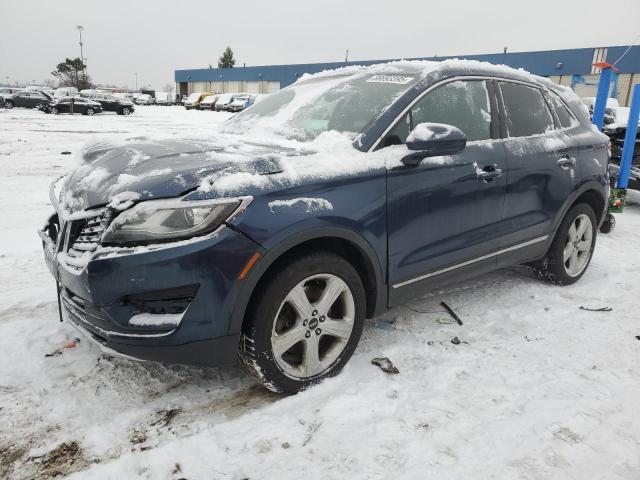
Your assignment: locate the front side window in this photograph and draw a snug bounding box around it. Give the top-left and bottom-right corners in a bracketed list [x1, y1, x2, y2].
[381, 80, 493, 147]
[499, 82, 554, 137]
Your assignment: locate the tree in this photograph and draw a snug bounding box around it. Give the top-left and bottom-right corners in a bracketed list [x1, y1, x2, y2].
[217, 47, 236, 68]
[51, 57, 93, 90]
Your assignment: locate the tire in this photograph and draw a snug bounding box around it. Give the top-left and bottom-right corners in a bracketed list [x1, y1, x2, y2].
[5, 100, 13, 109]
[599, 213, 615, 234]
[239, 251, 366, 394]
[532, 203, 597, 285]
[86, 108, 94, 116]
[121, 107, 131, 115]
[52, 107, 59, 115]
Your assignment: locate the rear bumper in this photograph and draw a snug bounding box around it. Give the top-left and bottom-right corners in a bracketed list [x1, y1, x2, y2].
[40, 215, 263, 366]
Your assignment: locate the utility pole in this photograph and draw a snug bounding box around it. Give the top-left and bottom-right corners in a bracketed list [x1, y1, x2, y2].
[135, 73, 138, 91]
[76, 26, 86, 82]
[345, 49, 349, 63]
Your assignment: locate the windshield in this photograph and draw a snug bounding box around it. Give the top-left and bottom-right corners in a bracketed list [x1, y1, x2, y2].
[223, 73, 419, 141]
[187, 93, 202, 102]
[203, 96, 216, 102]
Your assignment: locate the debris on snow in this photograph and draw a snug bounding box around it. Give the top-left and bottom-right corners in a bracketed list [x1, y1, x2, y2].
[371, 357, 400, 374]
[61, 151, 72, 155]
[579, 306, 613, 312]
[150, 408, 181, 428]
[45, 338, 80, 357]
[450, 336, 469, 345]
[440, 301, 463, 325]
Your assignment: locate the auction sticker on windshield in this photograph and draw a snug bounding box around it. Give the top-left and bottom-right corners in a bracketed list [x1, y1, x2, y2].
[366, 75, 414, 84]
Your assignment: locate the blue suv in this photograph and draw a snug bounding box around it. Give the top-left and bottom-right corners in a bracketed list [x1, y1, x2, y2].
[40, 60, 609, 393]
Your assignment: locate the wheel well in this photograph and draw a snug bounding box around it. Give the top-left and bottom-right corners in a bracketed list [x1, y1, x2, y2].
[573, 189, 606, 224]
[244, 237, 379, 326]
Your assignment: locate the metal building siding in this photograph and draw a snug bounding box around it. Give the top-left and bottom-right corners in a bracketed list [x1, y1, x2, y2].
[175, 46, 640, 88]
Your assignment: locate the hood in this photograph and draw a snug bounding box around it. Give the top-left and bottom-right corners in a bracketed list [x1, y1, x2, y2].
[58, 137, 311, 214]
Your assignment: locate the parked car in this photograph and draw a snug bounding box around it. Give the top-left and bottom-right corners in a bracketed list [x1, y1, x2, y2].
[0, 96, 4, 108]
[227, 94, 255, 112]
[184, 92, 212, 110]
[5, 90, 53, 109]
[40, 60, 608, 394]
[198, 95, 219, 110]
[54, 87, 79, 98]
[50, 97, 102, 115]
[214, 93, 236, 111]
[180, 95, 188, 106]
[134, 94, 154, 105]
[0, 87, 23, 101]
[89, 93, 135, 115]
[155, 92, 173, 106]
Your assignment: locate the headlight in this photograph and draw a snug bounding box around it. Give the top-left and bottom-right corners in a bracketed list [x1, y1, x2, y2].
[102, 196, 251, 245]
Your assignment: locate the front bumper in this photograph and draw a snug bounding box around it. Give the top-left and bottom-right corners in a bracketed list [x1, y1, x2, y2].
[40, 211, 263, 366]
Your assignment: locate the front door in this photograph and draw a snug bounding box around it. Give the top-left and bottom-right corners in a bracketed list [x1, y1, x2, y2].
[380, 79, 508, 303]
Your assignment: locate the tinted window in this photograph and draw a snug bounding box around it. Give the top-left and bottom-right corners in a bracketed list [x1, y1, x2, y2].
[548, 91, 575, 129]
[381, 80, 493, 147]
[499, 82, 554, 137]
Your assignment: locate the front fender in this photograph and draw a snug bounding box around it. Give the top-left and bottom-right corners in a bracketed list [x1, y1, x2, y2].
[227, 225, 387, 336]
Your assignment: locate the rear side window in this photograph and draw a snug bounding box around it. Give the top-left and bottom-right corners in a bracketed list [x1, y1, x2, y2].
[499, 82, 554, 137]
[548, 91, 576, 129]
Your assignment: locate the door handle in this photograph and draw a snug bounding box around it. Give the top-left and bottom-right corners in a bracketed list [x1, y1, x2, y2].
[557, 156, 576, 169]
[476, 165, 503, 182]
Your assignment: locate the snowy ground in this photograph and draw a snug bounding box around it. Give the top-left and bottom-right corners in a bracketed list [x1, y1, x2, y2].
[1, 106, 639, 480]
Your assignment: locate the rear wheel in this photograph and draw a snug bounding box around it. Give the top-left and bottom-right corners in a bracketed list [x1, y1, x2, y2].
[5, 100, 13, 109]
[532, 203, 597, 285]
[52, 107, 59, 115]
[121, 107, 131, 115]
[239, 251, 366, 394]
[86, 108, 94, 116]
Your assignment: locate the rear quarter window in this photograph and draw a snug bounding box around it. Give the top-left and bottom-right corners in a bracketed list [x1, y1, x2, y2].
[499, 82, 554, 137]
[548, 91, 577, 129]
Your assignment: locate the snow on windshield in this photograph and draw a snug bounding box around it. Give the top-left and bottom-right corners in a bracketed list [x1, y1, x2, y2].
[222, 61, 437, 141]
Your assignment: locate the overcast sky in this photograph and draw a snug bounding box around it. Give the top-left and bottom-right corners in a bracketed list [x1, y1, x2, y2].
[1, 0, 639, 89]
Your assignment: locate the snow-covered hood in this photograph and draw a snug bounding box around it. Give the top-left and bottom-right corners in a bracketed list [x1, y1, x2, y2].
[57, 137, 310, 214]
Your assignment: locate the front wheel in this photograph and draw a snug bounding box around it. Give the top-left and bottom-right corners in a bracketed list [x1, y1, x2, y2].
[532, 203, 597, 285]
[239, 251, 366, 394]
[5, 100, 13, 109]
[121, 107, 131, 115]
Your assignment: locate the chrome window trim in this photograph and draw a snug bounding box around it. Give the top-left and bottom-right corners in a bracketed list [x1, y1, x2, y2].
[392, 235, 549, 289]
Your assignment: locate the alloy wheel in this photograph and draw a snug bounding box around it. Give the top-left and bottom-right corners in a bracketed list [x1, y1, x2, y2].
[271, 273, 355, 379]
[563, 213, 593, 277]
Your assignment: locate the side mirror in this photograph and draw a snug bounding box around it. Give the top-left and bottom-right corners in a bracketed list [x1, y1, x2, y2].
[402, 123, 467, 167]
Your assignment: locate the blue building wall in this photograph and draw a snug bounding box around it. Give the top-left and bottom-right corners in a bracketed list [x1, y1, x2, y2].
[175, 46, 640, 88]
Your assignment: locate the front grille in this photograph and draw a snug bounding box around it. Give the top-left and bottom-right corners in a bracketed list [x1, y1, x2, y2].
[65, 210, 110, 266]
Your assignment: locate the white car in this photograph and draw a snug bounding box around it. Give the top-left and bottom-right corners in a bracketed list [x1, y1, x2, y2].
[214, 93, 235, 111]
[135, 94, 154, 105]
[155, 92, 173, 106]
[54, 87, 79, 98]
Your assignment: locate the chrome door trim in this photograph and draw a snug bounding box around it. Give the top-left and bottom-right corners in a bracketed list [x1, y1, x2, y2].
[392, 235, 549, 289]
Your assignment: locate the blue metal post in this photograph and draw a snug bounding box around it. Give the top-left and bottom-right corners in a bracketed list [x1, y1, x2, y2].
[616, 83, 640, 189]
[592, 67, 613, 130]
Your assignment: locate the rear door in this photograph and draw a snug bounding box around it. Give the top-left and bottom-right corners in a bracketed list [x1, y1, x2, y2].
[382, 79, 508, 302]
[495, 80, 579, 254]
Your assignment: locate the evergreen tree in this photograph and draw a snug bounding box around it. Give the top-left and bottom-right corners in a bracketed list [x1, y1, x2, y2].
[218, 47, 236, 68]
[51, 58, 93, 90]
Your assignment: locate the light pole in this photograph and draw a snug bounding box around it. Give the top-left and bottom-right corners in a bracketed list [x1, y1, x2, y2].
[76, 26, 86, 82]
[135, 72, 138, 91]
